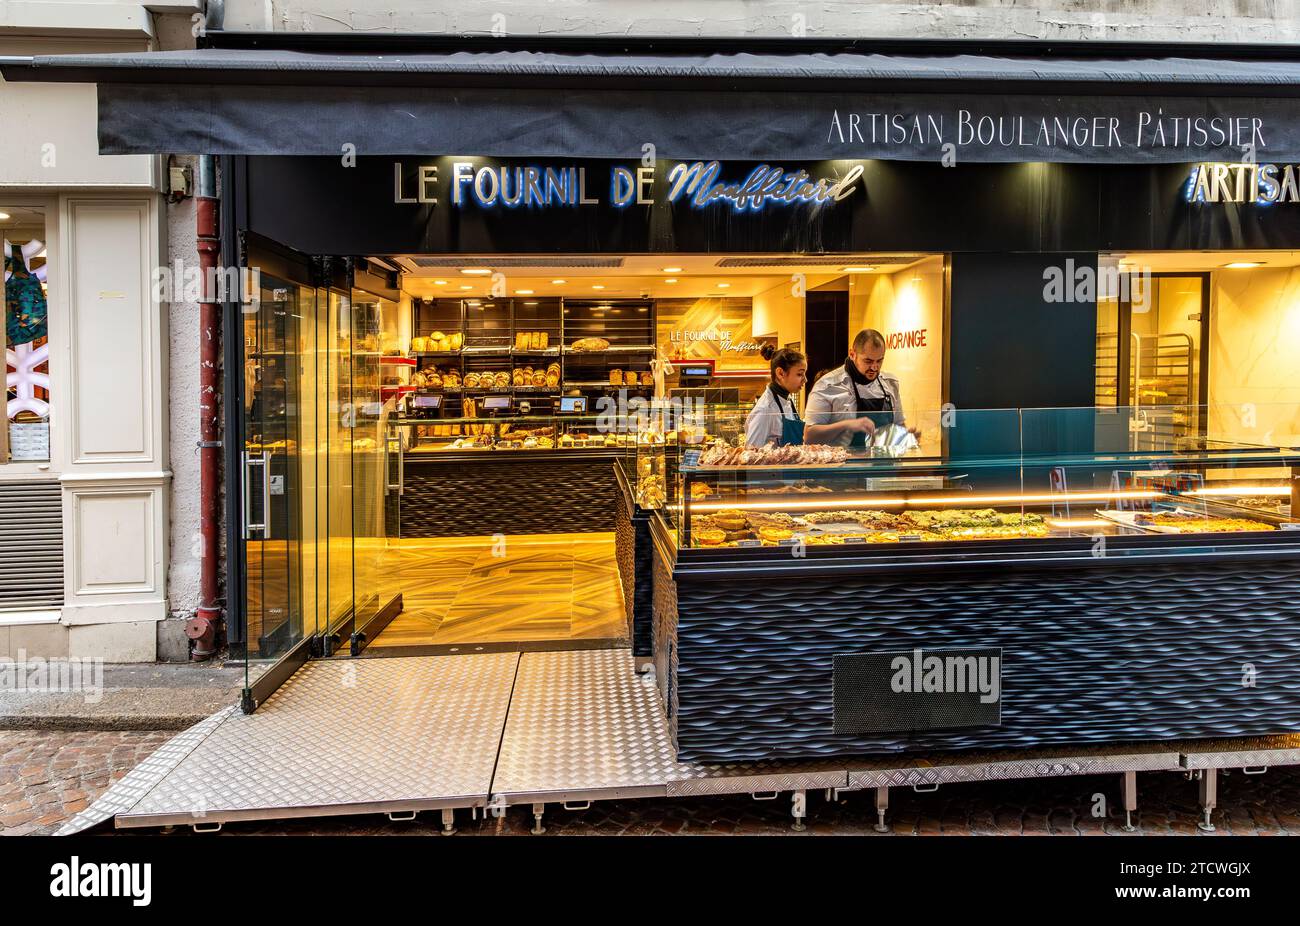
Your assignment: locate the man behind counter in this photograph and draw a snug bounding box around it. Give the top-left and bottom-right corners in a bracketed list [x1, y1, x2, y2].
[804, 328, 907, 448]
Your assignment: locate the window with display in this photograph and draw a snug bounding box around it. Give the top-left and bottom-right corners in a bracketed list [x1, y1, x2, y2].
[3, 206, 50, 463]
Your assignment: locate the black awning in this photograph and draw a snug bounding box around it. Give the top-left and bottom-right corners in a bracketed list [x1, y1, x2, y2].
[4, 44, 1300, 162]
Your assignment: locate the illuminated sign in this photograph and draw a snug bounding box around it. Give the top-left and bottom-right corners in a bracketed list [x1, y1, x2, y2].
[393, 159, 862, 211]
[665, 161, 863, 211]
[449, 162, 602, 208]
[1187, 162, 1300, 204]
[885, 328, 928, 350]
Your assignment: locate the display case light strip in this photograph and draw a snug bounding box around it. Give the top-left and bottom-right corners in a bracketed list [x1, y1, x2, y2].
[1046, 518, 1111, 528]
[1185, 486, 1290, 496]
[690, 490, 1162, 512]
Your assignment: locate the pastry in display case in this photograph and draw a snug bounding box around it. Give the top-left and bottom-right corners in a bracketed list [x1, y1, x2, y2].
[674, 408, 1300, 551]
[400, 415, 632, 453]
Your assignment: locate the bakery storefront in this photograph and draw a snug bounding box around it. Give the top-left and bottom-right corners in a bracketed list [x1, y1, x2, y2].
[12, 40, 1300, 769]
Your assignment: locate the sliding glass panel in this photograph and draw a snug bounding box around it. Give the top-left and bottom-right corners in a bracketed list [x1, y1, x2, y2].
[241, 275, 308, 670]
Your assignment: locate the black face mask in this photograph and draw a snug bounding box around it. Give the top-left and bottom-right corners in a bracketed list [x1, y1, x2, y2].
[769, 380, 791, 401]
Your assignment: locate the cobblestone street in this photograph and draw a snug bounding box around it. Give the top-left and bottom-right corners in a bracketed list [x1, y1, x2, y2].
[5, 729, 1300, 837]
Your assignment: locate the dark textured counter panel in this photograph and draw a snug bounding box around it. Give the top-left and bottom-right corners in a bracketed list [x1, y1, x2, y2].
[401, 450, 620, 537]
[613, 463, 657, 659]
[654, 526, 1300, 764]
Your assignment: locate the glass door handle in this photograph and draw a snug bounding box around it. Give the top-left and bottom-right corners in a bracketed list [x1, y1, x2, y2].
[242, 450, 270, 538]
[385, 435, 402, 494]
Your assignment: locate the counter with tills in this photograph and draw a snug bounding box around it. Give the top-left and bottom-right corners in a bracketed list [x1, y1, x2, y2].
[621, 426, 1300, 765]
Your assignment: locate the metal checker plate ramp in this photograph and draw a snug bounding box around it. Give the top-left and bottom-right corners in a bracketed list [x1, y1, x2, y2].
[848, 742, 1183, 790]
[1179, 734, 1300, 770]
[54, 706, 237, 835]
[492, 649, 847, 803]
[114, 653, 519, 828]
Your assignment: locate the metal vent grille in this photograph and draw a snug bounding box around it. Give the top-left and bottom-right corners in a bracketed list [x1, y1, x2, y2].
[0, 480, 64, 611]
[402, 257, 625, 269]
[714, 255, 927, 268]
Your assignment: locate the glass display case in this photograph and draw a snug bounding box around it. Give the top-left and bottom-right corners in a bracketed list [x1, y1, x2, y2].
[670, 404, 1300, 554]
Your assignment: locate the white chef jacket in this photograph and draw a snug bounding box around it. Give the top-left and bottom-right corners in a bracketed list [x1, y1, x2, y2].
[804, 367, 905, 447]
[745, 385, 801, 447]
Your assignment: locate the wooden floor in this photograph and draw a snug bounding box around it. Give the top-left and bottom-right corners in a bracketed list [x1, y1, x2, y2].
[372, 532, 628, 648]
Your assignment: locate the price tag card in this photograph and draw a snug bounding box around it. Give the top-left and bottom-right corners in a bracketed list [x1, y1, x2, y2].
[736, 539, 762, 548]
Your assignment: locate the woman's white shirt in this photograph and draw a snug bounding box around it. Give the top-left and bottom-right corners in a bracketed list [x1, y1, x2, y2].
[745, 387, 799, 447]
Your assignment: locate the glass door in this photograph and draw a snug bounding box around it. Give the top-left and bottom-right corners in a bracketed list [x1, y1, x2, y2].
[320, 276, 358, 655]
[239, 237, 319, 708]
[347, 277, 404, 653]
[236, 245, 407, 707]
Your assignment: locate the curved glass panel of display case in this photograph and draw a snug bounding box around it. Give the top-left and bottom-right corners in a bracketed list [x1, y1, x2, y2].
[668, 404, 1300, 560]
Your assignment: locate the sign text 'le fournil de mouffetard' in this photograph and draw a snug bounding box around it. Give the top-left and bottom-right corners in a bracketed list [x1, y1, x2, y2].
[392, 160, 864, 211]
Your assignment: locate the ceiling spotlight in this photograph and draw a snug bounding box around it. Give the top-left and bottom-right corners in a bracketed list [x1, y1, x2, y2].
[523, 301, 539, 306]
[433, 279, 448, 286]
[592, 284, 605, 290]
[460, 285, 473, 290]
[551, 279, 567, 284]
[717, 282, 731, 288]
[0, 212, 10, 221]
[461, 268, 492, 275]
[516, 289, 534, 294]
[841, 266, 875, 273]
[662, 266, 683, 273]
[1223, 261, 1263, 269]
[664, 278, 678, 284]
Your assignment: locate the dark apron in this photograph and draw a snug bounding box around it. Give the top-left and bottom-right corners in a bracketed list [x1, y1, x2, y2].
[850, 381, 894, 449]
[774, 391, 805, 446]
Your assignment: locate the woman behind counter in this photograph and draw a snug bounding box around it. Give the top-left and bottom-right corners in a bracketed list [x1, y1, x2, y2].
[745, 345, 808, 447]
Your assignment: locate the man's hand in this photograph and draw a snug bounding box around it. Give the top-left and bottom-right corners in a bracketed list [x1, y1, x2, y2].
[848, 417, 876, 435]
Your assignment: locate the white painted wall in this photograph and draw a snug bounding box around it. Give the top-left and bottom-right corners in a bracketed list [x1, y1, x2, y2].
[0, 7, 199, 662]
[155, 13, 203, 641]
[222, 0, 1300, 42]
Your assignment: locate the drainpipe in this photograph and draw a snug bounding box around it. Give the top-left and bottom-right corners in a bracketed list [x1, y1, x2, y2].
[187, 154, 222, 661]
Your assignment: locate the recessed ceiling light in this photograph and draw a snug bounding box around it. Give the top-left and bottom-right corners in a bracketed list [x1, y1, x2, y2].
[461, 268, 492, 275]
[592, 284, 605, 290]
[460, 285, 473, 290]
[664, 278, 678, 284]
[516, 289, 534, 294]
[1223, 261, 1263, 269]
[662, 266, 683, 273]
[841, 266, 875, 273]
[551, 279, 567, 284]
[717, 282, 731, 288]
[523, 301, 539, 306]
[0, 212, 10, 221]
[433, 279, 448, 285]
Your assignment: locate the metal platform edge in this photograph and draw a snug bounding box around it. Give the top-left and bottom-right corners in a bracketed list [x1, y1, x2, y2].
[667, 769, 849, 798]
[845, 751, 1183, 790]
[1180, 746, 1300, 771]
[114, 793, 490, 830]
